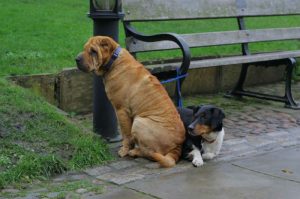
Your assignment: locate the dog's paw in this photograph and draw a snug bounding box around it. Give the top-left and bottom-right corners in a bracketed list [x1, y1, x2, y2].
[128, 148, 142, 157]
[202, 153, 215, 160]
[118, 147, 129, 157]
[192, 158, 204, 167]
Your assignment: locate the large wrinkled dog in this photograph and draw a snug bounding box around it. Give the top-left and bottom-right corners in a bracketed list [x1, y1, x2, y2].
[76, 36, 185, 167]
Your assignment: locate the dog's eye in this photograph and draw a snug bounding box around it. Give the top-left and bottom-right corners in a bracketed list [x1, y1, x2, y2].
[90, 48, 97, 56]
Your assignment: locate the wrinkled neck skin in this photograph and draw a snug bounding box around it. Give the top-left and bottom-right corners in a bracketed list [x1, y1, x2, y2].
[102, 49, 135, 83]
[100, 48, 139, 107]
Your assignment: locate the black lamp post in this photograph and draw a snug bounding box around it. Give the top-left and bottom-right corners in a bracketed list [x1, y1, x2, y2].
[88, 0, 124, 142]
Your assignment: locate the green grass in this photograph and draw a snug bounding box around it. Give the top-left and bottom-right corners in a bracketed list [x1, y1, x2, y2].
[1, 0, 300, 76]
[0, 0, 92, 76]
[0, 78, 113, 189]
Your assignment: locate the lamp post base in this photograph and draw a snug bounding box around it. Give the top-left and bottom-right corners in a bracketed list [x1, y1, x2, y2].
[93, 74, 121, 142]
[89, 4, 124, 143]
[106, 134, 122, 143]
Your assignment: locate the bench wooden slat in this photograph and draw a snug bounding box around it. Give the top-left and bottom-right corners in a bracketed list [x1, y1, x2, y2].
[145, 50, 300, 72]
[126, 28, 300, 53]
[123, 0, 300, 21]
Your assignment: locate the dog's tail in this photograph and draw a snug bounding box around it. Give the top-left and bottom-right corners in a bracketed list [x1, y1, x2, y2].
[150, 146, 181, 168]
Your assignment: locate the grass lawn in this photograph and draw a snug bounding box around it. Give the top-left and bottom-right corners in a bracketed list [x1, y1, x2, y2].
[1, 0, 300, 76]
[0, 78, 113, 189]
[0, 0, 92, 76]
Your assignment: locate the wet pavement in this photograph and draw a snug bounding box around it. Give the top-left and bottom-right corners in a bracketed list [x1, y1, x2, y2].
[127, 147, 300, 199]
[1, 81, 300, 199]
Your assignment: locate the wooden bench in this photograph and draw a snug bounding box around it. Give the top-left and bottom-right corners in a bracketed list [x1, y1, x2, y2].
[122, 0, 300, 109]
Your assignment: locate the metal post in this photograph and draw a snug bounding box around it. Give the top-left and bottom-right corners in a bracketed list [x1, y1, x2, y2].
[88, 0, 123, 142]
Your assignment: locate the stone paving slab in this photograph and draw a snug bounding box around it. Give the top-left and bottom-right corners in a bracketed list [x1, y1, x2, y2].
[126, 153, 300, 199]
[287, 127, 300, 140]
[93, 188, 155, 199]
[96, 170, 146, 185]
[232, 146, 300, 183]
[85, 166, 112, 176]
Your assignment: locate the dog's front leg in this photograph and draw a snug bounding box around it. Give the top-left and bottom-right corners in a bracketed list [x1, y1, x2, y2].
[202, 129, 224, 160]
[189, 146, 204, 167]
[202, 153, 216, 160]
[116, 109, 134, 157]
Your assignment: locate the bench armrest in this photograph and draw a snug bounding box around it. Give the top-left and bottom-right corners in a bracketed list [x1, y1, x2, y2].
[124, 22, 191, 78]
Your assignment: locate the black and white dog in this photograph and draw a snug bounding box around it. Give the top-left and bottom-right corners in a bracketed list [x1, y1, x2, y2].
[177, 105, 225, 167]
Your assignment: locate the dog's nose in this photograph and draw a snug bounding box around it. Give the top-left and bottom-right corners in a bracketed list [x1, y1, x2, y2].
[75, 53, 89, 73]
[75, 53, 82, 64]
[188, 124, 194, 132]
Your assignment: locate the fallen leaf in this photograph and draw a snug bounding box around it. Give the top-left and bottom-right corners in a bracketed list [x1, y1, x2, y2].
[281, 169, 293, 174]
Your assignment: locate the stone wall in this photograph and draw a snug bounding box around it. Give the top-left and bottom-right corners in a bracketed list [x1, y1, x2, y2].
[9, 63, 286, 114]
[56, 69, 94, 113]
[9, 73, 58, 106]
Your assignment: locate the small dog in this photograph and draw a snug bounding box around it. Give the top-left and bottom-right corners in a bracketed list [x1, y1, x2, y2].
[177, 105, 225, 167]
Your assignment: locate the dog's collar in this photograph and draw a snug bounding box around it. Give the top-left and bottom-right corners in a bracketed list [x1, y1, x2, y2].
[103, 46, 122, 71]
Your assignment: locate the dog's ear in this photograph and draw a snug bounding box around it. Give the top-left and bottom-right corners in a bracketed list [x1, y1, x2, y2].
[96, 37, 119, 68]
[99, 38, 114, 53]
[187, 105, 201, 115]
[193, 106, 201, 115]
[217, 108, 225, 120]
[211, 108, 225, 130]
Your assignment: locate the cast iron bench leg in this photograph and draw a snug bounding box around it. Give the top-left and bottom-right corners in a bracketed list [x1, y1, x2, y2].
[226, 63, 249, 98]
[284, 58, 300, 109]
[225, 58, 299, 109]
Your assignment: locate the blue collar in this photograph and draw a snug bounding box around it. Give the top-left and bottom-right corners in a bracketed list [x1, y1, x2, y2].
[103, 46, 122, 71]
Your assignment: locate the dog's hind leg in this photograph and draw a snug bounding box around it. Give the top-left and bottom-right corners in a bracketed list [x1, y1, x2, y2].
[128, 147, 143, 157]
[147, 146, 181, 168]
[148, 152, 176, 168]
[131, 133, 178, 167]
[131, 116, 182, 167]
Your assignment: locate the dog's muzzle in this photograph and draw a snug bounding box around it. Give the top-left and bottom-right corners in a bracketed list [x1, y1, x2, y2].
[75, 53, 89, 73]
[188, 125, 197, 136]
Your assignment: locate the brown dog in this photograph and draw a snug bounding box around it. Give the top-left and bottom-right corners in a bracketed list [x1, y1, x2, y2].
[76, 36, 185, 167]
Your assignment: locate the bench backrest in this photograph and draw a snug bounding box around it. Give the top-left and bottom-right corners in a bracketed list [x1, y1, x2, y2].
[123, 0, 300, 21]
[122, 0, 300, 53]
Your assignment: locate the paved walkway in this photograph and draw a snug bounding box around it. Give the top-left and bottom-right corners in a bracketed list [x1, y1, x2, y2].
[1, 81, 300, 199]
[125, 146, 300, 199]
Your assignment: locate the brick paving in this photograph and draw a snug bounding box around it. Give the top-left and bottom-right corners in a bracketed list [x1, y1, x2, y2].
[1, 81, 300, 199]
